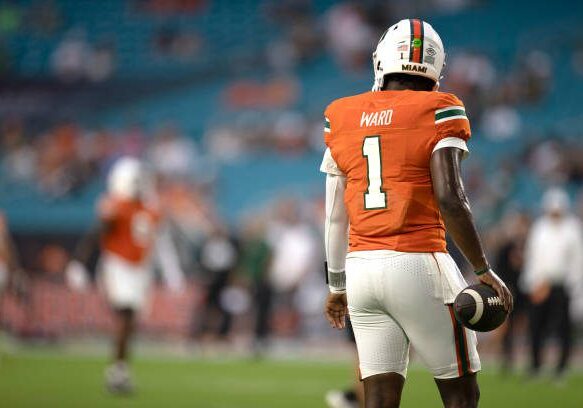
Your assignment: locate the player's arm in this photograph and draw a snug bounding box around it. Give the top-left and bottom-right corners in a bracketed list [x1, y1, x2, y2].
[98, 196, 118, 232]
[0, 217, 23, 272]
[63, 225, 101, 291]
[320, 107, 349, 329]
[430, 147, 513, 312]
[323, 168, 349, 329]
[325, 173, 349, 291]
[71, 227, 102, 265]
[65, 197, 115, 283]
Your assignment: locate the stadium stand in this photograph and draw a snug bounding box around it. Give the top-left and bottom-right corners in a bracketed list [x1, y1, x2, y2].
[1, 0, 582, 233]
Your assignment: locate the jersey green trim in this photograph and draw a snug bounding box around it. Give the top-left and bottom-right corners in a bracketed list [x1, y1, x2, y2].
[435, 109, 466, 121]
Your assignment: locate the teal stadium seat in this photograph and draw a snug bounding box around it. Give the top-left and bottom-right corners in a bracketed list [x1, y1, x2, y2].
[1, 0, 582, 231]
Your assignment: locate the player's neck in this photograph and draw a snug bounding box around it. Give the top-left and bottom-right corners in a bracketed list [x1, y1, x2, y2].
[382, 81, 432, 92]
[383, 83, 407, 91]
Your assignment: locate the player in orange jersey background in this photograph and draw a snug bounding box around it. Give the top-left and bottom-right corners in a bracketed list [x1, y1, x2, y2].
[99, 157, 159, 394]
[322, 19, 512, 408]
[65, 156, 184, 395]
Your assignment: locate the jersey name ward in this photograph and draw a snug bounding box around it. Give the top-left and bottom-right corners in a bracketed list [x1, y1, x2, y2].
[360, 109, 393, 127]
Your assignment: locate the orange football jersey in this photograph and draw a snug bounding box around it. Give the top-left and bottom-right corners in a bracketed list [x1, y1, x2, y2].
[322, 90, 471, 253]
[99, 196, 159, 264]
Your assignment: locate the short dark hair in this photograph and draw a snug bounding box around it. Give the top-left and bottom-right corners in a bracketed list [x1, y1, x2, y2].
[382, 73, 435, 91]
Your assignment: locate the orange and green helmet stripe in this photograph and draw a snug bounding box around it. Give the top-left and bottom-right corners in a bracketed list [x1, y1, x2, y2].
[409, 19, 424, 64]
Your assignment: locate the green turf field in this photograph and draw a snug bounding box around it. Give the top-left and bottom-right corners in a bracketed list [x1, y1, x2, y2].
[0, 351, 582, 407]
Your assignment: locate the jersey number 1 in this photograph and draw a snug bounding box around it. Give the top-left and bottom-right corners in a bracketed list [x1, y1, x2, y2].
[362, 136, 387, 210]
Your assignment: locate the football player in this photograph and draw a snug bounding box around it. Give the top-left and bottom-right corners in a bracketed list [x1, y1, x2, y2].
[97, 157, 159, 394]
[321, 19, 513, 408]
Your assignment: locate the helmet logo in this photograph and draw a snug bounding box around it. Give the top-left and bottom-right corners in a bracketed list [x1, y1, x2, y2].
[397, 41, 409, 60]
[425, 47, 437, 65]
[412, 38, 422, 48]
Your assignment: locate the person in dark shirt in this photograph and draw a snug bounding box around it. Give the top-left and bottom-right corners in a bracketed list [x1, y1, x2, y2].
[495, 212, 530, 373]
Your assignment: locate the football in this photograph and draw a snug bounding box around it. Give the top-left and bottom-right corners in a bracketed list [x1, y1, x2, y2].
[453, 284, 508, 332]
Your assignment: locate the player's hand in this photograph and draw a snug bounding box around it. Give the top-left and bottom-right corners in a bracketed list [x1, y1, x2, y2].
[64, 260, 91, 292]
[478, 269, 513, 313]
[324, 292, 348, 329]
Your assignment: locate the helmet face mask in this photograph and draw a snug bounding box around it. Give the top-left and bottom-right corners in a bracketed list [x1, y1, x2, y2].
[372, 19, 446, 91]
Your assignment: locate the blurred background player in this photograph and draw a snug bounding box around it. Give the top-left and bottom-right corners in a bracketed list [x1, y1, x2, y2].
[521, 188, 583, 380]
[239, 216, 273, 354]
[494, 211, 530, 374]
[66, 155, 185, 394]
[193, 223, 240, 341]
[98, 157, 160, 394]
[0, 211, 27, 335]
[265, 199, 319, 339]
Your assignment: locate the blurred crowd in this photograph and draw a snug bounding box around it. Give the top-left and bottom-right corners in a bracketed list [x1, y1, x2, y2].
[0, 118, 203, 198]
[4, 113, 583, 222]
[0, 0, 205, 82]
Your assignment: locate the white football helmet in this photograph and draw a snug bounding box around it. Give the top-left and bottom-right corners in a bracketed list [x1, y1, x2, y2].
[372, 19, 446, 91]
[107, 156, 146, 199]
